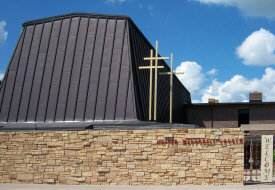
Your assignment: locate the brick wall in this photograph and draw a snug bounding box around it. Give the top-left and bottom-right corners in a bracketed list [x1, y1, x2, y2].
[0, 128, 244, 185]
[187, 104, 275, 128]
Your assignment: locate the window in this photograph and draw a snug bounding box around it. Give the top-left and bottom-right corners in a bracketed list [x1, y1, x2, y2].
[238, 109, 249, 127]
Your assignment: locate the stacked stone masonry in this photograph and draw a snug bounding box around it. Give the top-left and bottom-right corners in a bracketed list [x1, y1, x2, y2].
[0, 128, 244, 185]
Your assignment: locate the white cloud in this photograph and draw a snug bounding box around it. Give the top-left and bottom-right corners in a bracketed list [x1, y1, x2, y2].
[207, 68, 218, 76]
[191, 0, 275, 20]
[105, 0, 126, 4]
[147, 5, 153, 10]
[0, 21, 8, 46]
[175, 61, 205, 97]
[0, 73, 4, 80]
[175, 60, 275, 103]
[236, 28, 275, 66]
[201, 67, 275, 102]
[139, 4, 142, 8]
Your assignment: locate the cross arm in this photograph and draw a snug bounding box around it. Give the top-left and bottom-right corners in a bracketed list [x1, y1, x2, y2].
[159, 72, 171, 75]
[139, 66, 164, 69]
[144, 57, 169, 60]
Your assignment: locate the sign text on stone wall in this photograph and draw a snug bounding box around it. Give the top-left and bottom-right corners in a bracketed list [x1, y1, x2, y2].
[157, 139, 243, 145]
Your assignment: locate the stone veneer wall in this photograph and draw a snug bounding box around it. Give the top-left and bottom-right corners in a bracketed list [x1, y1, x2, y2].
[0, 128, 244, 185]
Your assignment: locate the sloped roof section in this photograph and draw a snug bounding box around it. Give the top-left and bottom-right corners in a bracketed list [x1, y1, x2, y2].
[0, 13, 136, 122]
[0, 13, 191, 124]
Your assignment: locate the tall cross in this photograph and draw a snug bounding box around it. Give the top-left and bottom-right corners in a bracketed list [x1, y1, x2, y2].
[140, 41, 169, 121]
[160, 53, 184, 123]
[139, 50, 163, 121]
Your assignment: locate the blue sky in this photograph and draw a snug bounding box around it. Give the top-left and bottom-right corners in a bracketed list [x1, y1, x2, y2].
[1, 0, 275, 103]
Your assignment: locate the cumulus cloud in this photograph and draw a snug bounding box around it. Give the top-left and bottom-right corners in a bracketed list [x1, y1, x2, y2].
[0, 21, 8, 46]
[207, 68, 218, 76]
[0, 73, 4, 80]
[175, 61, 275, 103]
[201, 67, 275, 102]
[236, 28, 275, 66]
[175, 61, 205, 97]
[191, 0, 275, 20]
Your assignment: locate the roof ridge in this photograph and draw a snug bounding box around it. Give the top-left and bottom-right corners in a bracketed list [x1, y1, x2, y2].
[22, 12, 130, 26]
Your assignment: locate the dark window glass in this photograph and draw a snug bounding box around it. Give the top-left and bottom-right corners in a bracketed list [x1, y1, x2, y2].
[238, 109, 249, 127]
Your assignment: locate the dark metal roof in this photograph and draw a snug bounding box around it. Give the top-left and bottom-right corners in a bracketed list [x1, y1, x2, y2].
[22, 12, 131, 26]
[0, 12, 191, 127]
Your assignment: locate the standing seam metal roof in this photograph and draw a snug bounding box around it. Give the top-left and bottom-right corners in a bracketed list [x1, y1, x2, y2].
[0, 12, 191, 126]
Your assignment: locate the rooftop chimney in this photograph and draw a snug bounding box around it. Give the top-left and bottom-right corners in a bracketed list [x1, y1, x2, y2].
[208, 98, 219, 103]
[249, 91, 262, 102]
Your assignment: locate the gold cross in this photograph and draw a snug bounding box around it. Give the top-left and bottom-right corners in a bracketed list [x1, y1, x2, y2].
[139, 41, 169, 121]
[139, 49, 164, 121]
[160, 53, 184, 123]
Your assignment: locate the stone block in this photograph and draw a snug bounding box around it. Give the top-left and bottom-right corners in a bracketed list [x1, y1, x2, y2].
[134, 156, 147, 160]
[124, 156, 134, 162]
[17, 174, 33, 181]
[218, 174, 225, 179]
[210, 135, 219, 140]
[126, 144, 138, 150]
[67, 180, 79, 185]
[214, 131, 223, 135]
[211, 159, 221, 165]
[4, 165, 13, 172]
[185, 134, 205, 139]
[236, 159, 243, 165]
[193, 181, 202, 185]
[167, 150, 175, 156]
[202, 153, 216, 158]
[98, 136, 112, 143]
[75, 160, 83, 164]
[9, 174, 17, 179]
[24, 145, 37, 150]
[65, 150, 76, 156]
[112, 146, 125, 150]
[97, 151, 105, 155]
[46, 179, 55, 183]
[44, 174, 58, 179]
[127, 165, 135, 169]
[47, 159, 55, 165]
[161, 164, 172, 170]
[232, 167, 243, 171]
[164, 134, 173, 138]
[54, 166, 65, 172]
[30, 150, 42, 155]
[97, 176, 107, 182]
[135, 172, 144, 176]
[196, 173, 212, 178]
[69, 133, 78, 139]
[177, 156, 189, 162]
[134, 130, 148, 134]
[151, 173, 159, 179]
[98, 168, 110, 173]
[82, 171, 92, 177]
[47, 141, 64, 147]
[76, 177, 86, 182]
[178, 171, 185, 177]
[200, 161, 208, 167]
